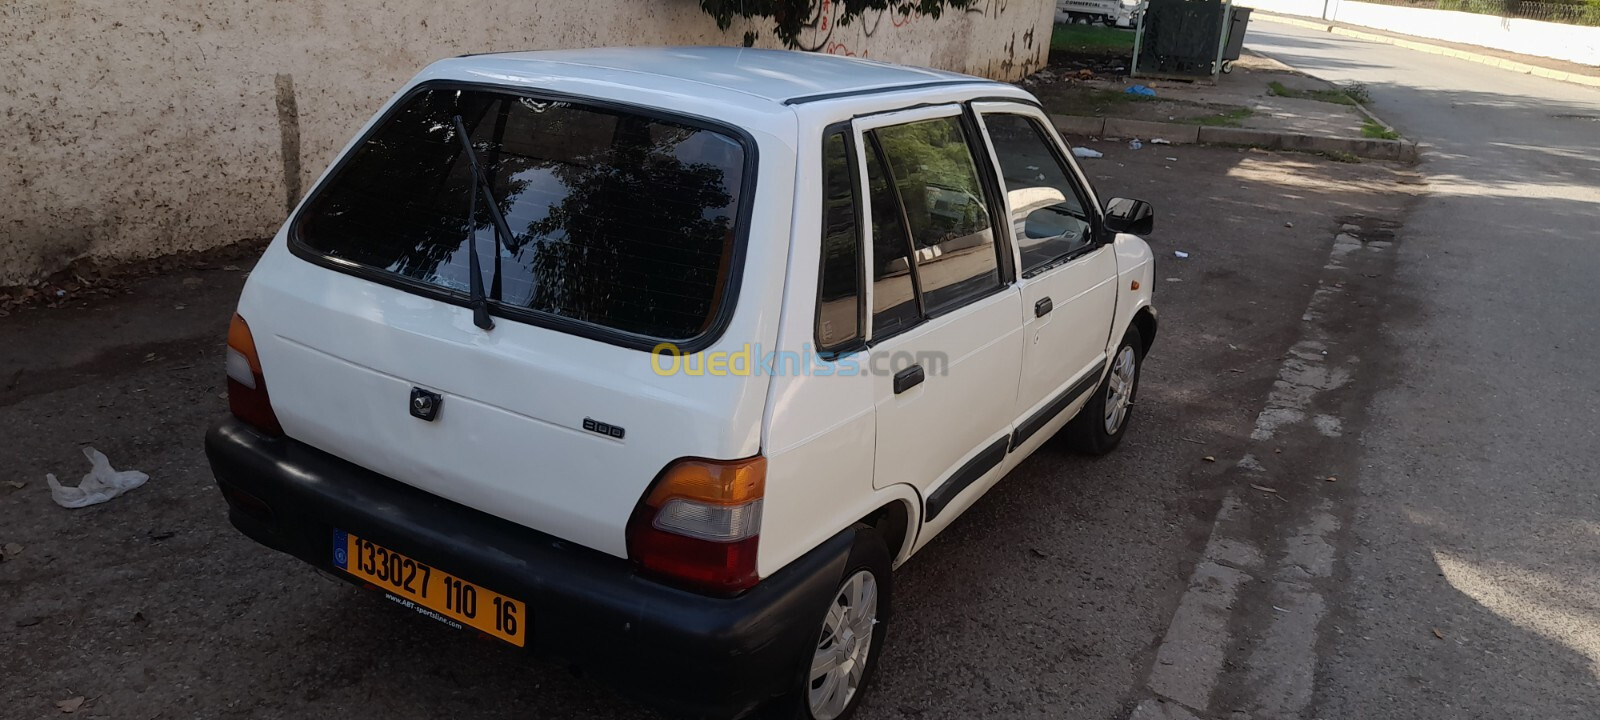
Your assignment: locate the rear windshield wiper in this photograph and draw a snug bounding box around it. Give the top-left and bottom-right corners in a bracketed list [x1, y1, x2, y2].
[451, 115, 515, 331]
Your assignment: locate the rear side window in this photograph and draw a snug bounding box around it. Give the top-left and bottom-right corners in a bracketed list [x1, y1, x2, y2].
[816, 131, 863, 351]
[294, 86, 749, 344]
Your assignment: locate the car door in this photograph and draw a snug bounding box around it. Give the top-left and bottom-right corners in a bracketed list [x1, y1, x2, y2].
[852, 105, 1023, 528]
[971, 103, 1119, 448]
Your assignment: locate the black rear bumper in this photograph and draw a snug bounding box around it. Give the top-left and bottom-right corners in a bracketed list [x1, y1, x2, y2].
[204, 419, 851, 719]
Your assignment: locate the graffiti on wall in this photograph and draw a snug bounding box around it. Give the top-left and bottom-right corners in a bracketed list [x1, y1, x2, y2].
[794, 0, 1014, 56]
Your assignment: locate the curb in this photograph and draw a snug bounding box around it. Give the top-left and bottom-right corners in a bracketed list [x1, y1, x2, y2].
[1051, 114, 1420, 162]
[1244, 45, 1402, 136]
[1253, 12, 1600, 89]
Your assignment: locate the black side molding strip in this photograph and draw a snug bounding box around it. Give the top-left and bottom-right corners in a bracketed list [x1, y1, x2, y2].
[1011, 359, 1107, 451]
[925, 437, 1009, 521]
[783, 80, 1000, 106]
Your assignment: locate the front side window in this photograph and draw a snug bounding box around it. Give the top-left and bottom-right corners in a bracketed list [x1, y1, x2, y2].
[981, 113, 1095, 275]
[294, 86, 748, 343]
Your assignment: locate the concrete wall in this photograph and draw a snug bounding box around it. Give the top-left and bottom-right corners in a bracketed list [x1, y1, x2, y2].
[0, 0, 1053, 286]
[1239, 0, 1600, 66]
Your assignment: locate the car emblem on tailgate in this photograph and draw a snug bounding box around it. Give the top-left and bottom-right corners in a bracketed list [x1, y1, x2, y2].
[409, 387, 442, 422]
[582, 417, 625, 439]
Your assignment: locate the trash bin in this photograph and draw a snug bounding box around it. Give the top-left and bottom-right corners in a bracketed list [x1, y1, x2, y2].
[1134, 0, 1231, 79]
[1221, 5, 1252, 72]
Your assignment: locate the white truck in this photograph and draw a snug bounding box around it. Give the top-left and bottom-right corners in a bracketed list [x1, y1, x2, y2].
[1058, 0, 1141, 27]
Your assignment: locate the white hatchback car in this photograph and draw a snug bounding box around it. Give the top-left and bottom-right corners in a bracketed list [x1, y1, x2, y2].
[206, 47, 1157, 720]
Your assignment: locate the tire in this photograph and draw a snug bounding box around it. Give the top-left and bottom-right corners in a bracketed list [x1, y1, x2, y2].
[766, 525, 893, 720]
[1063, 326, 1144, 455]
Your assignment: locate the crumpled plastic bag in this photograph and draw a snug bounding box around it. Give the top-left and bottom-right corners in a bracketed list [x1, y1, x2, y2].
[45, 447, 148, 509]
[1072, 147, 1104, 159]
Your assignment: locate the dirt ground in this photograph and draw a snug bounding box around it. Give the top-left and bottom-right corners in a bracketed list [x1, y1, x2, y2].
[1031, 51, 1375, 138]
[0, 144, 1420, 720]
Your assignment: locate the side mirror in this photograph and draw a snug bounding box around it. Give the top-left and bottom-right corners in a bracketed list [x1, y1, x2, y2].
[1104, 197, 1154, 236]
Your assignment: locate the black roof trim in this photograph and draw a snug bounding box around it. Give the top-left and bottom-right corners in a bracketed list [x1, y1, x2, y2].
[783, 79, 1001, 106]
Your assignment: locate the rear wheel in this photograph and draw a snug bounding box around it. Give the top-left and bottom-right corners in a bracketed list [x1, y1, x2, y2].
[1063, 327, 1143, 455]
[768, 526, 892, 720]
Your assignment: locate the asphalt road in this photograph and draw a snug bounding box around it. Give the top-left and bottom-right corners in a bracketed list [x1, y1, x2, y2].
[10, 26, 1591, 718]
[0, 141, 1418, 720]
[1245, 20, 1600, 720]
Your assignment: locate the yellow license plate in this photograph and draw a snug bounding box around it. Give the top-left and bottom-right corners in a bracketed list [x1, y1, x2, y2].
[332, 529, 526, 647]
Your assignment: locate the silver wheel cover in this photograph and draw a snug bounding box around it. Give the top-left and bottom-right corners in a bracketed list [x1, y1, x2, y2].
[808, 569, 879, 720]
[1104, 345, 1138, 435]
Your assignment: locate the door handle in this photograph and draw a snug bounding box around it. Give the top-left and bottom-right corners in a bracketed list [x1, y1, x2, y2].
[894, 364, 925, 394]
[1035, 297, 1054, 318]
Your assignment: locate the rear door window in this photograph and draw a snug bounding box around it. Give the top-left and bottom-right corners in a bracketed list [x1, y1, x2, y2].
[293, 86, 750, 345]
[858, 114, 1004, 344]
[870, 117, 1001, 314]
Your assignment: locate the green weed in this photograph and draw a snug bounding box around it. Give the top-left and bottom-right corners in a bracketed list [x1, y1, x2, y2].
[1268, 81, 1361, 106]
[1361, 119, 1401, 140]
[1192, 107, 1255, 127]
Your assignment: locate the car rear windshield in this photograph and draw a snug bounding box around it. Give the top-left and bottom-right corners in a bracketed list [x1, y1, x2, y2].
[293, 85, 750, 344]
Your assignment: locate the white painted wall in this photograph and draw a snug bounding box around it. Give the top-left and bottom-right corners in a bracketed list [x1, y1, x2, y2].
[1240, 0, 1328, 17]
[0, 0, 1052, 286]
[1239, 0, 1600, 67]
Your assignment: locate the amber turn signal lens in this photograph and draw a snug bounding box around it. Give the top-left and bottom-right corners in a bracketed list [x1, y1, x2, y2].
[643, 457, 766, 507]
[227, 314, 262, 374]
[225, 313, 283, 436]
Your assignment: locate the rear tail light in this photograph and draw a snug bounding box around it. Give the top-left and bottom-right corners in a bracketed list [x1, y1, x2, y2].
[626, 456, 766, 595]
[226, 313, 283, 436]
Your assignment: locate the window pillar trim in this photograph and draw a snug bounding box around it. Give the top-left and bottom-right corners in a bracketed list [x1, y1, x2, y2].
[865, 130, 928, 321]
[959, 103, 1018, 286]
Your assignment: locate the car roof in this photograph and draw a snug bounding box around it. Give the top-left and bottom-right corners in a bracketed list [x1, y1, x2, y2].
[434, 46, 1009, 106]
